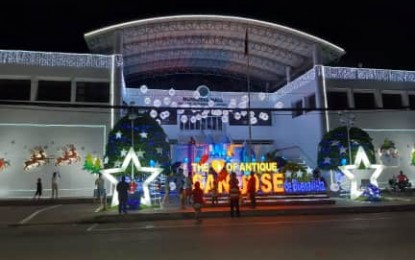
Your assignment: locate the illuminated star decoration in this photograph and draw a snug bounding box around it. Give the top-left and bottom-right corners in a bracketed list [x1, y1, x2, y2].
[140, 131, 148, 138]
[120, 148, 127, 157]
[100, 147, 163, 207]
[156, 147, 163, 154]
[338, 146, 384, 200]
[136, 149, 145, 158]
[115, 131, 122, 139]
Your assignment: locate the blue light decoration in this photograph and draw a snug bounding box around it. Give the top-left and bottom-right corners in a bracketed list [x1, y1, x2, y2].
[195, 156, 200, 163]
[261, 155, 265, 162]
[362, 183, 381, 201]
[127, 191, 141, 210]
[284, 179, 326, 193]
[150, 159, 156, 167]
[341, 158, 347, 166]
[184, 157, 189, 163]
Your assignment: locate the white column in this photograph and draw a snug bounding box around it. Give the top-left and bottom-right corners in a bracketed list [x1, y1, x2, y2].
[312, 44, 322, 65]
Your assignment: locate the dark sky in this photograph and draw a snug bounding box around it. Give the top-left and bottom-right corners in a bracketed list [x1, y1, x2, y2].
[1, 0, 414, 70]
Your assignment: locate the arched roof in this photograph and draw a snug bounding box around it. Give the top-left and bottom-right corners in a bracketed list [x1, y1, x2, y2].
[84, 15, 345, 90]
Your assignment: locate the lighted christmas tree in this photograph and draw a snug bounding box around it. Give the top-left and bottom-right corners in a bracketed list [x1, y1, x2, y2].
[103, 112, 171, 179]
[92, 158, 102, 174]
[83, 153, 95, 172]
[83, 153, 103, 174]
[317, 126, 375, 170]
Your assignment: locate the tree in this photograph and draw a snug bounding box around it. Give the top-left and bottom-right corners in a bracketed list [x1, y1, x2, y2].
[317, 126, 375, 170]
[83, 153, 94, 173]
[103, 112, 171, 179]
[92, 158, 102, 174]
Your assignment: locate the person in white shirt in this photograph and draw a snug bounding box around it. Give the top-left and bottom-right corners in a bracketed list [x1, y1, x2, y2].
[95, 173, 106, 210]
[51, 171, 59, 199]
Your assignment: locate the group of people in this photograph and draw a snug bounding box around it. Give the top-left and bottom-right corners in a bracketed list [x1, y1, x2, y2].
[32, 171, 60, 200]
[188, 171, 257, 223]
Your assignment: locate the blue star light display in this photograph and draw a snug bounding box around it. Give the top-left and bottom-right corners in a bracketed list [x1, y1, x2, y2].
[317, 126, 375, 170]
[362, 183, 381, 201]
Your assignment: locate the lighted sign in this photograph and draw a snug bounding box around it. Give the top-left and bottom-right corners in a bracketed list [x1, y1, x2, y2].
[192, 172, 284, 194]
[192, 173, 326, 195]
[191, 161, 278, 174]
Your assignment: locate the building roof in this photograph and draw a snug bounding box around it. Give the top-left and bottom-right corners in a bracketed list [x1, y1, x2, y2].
[84, 15, 345, 91]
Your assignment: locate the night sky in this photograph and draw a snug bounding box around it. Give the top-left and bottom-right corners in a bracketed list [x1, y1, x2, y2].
[0, 0, 414, 70]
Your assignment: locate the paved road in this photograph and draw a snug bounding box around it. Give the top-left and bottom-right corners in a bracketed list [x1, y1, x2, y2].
[1, 210, 415, 260]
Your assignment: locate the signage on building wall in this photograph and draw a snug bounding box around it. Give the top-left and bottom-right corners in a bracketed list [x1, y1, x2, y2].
[190, 161, 326, 194]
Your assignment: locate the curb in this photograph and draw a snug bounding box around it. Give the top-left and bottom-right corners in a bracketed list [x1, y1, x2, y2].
[80, 203, 415, 224]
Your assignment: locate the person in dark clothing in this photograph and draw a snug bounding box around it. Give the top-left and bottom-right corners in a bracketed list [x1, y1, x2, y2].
[116, 176, 129, 214]
[33, 178, 42, 200]
[247, 171, 256, 208]
[228, 172, 241, 217]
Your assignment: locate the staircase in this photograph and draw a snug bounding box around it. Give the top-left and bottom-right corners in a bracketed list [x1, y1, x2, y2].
[203, 192, 334, 207]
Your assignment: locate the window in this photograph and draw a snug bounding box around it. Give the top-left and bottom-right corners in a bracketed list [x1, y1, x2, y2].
[76, 81, 110, 103]
[228, 110, 272, 126]
[382, 93, 402, 109]
[327, 91, 348, 110]
[180, 116, 223, 131]
[37, 80, 71, 102]
[0, 79, 31, 100]
[354, 92, 375, 109]
[292, 100, 303, 118]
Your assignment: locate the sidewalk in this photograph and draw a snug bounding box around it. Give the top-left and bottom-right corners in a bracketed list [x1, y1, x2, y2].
[80, 194, 415, 224]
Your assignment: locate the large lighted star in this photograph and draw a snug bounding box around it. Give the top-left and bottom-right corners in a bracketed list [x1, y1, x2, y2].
[338, 146, 384, 199]
[101, 147, 163, 207]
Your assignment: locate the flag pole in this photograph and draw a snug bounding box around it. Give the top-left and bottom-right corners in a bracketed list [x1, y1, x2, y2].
[245, 28, 253, 162]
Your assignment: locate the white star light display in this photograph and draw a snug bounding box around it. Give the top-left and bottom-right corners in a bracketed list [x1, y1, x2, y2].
[338, 146, 384, 200]
[115, 131, 122, 139]
[140, 131, 148, 138]
[101, 147, 163, 207]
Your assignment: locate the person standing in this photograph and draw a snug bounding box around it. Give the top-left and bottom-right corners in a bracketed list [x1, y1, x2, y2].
[192, 181, 204, 223]
[51, 171, 59, 199]
[210, 179, 219, 206]
[33, 178, 42, 200]
[95, 173, 106, 210]
[228, 172, 241, 217]
[116, 176, 129, 215]
[247, 171, 257, 208]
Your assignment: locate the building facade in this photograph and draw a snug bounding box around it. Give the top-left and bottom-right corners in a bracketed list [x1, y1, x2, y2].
[1, 15, 414, 198]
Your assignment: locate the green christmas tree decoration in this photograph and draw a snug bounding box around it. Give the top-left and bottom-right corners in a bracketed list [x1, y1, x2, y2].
[92, 158, 103, 174]
[317, 126, 375, 170]
[104, 112, 171, 179]
[411, 149, 415, 166]
[83, 153, 94, 172]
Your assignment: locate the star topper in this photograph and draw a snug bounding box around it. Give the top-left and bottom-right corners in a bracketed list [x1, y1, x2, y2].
[101, 147, 163, 207]
[339, 146, 384, 200]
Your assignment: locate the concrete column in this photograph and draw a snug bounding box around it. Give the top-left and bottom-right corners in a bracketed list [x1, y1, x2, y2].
[347, 88, 355, 108]
[374, 89, 382, 108]
[113, 29, 124, 55]
[30, 77, 37, 101]
[312, 44, 322, 65]
[285, 67, 291, 83]
[402, 91, 409, 108]
[70, 79, 76, 103]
